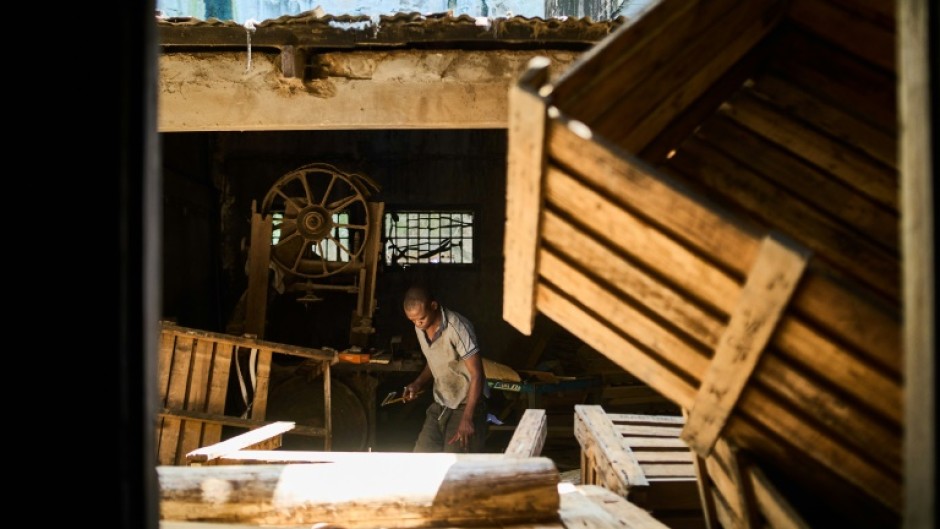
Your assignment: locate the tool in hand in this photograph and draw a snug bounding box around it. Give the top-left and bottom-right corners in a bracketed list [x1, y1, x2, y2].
[381, 389, 424, 406]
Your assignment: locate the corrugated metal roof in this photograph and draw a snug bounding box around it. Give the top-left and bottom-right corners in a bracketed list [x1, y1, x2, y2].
[158, 10, 625, 48]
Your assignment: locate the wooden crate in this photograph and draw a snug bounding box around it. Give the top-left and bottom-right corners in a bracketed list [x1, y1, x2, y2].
[574, 405, 705, 529]
[503, 0, 901, 526]
[157, 321, 336, 465]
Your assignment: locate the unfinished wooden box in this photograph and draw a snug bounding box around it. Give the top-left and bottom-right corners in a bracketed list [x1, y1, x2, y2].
[504, 0, 901, 526]
[574, 405, 704, 529]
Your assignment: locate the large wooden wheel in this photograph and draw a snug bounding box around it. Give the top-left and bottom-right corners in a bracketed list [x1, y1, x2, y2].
[261, 163, 377, 279]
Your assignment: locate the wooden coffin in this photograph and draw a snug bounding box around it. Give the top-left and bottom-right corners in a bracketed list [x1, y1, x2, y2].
[503, 0, 901, 526]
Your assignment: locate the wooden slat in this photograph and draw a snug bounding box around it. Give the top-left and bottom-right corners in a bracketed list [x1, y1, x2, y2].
[551, 0, 716, 113]
[739, 386, 901, 511]
[635, 451, 694, 464]
[690, 437, 719, 529]
[157, 331, 177, 452]
[323, 361, 332, 450]
[748, 465, 811, 529]
[159, 337, 194, 465]
[537, 281, 698, 409]
[694, 115, 898, 250]
[773, 315, 901, 425]
[161, 322, 336, 361]
[787, 0, 895, 72]
[666, 141, 898, 302]
[545, 166, 741, 314]
[505, 408, 548, 458]
[704, 453, 746, 522]
[755, 352, 901, 471]
[245, 209, 273, 337]
[749, 74, 897, 168]
[615, 424, 683, 438]
[158, 408, 327, 437]
[542, 210, 725, 349]
[767, 27, 896, 133]
[601, 0, 787, 152]
[250, 348, 273, 420]
[548, 119, 763, 284]
[574, 405, 648, 496]
[716, 92, 898, 211]
[159, 456, 561, 527]
[503, 57, 550, 335]
[539, 247, 710, 383]
[623, 437, 688, 450]
[683, 234, 810, 456]
[202, 342, 235, 445]
[711, 489, 739, 529]
[178, 338, 214, 458]
[609, 414, 686, 426]
[186, 421, 296, 463]
[640, 464, 696, 479]
[713, 439, 759, 529]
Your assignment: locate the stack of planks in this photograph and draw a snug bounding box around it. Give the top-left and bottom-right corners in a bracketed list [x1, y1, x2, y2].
[503, 0, 902, 526]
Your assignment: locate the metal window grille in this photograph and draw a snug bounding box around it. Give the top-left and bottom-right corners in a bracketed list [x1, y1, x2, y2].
[384, 211, 474, 265]
[272, 211, 352, 262]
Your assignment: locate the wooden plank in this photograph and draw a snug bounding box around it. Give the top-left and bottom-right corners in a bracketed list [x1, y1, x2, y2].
[537, 282, 698, 409]
[202, 342, 234, 446]
[683, 233, 810, 456]
[178, 338, 214, 458]
[363, 201, 384, 317]
[755, 352, 901, 471]
[505, 408, 548, 458]
[323, 360, 332, 450]
[767, 27, 896, 133]
[713, 439, 759, 529]
[704, 454, 746, 523]
[545, 166, 741, 315]
[159, 337, 194, 465]
[159, 456, 561, 527]
[666, 140, 898, 302]
[694, 114, 898, 249]
[787, 0, 895, 72]
[623, 437, 688, 450]
[250, 348, 273, 420]
[245, 209, 273, 337]
[615, 424, 683, 438]
[574, 405, 648, 496]
[186, 421, 297, 463]
[899, 1, 936, 528]
[747, 465, 811, 529]
[547, 121, 763, 294]
[635, 451, 694, 464]
[609, 414, 686, 426]
[600, 0, 787, 151]
[542, 210, 725, 349]
[749, 73, 897, 168]
[740, 386, 901, 511]
[160, 321, 336, 361]
[159, 408, 328, 437]
[503, 57, 550, 335]
[551, 0, 714, 113]
[539, 247, 710, 383]
[690, 440, 719, 529]
[711, 489, 739, 529]
[716, 91, 898, 211]
[559, 484, 671, 529]
[640, 464, 696, 479]
[772, 315, 901, 425]
[157, 330, 177, 452]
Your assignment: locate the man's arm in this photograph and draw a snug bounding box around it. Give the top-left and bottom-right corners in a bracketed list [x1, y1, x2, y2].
[403, 365, 433, 401]
[450, 351, 485, 449]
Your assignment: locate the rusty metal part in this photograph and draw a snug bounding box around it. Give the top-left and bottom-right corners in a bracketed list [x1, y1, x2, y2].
[381, 390, 424, 407]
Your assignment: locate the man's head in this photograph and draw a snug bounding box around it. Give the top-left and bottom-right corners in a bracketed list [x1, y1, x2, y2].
[403, 286, 440, 331]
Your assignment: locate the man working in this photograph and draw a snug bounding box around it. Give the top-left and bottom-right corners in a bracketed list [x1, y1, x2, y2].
[401, 285, 488, 452]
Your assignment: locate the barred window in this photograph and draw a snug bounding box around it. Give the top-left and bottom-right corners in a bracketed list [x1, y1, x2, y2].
[384, 210, 474, 266]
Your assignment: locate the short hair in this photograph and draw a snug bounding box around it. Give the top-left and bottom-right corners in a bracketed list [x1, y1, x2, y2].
[403, 285, 435, 311]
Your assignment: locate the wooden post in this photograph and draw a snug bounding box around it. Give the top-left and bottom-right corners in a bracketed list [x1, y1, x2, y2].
[505, 408, 548, 457]
[503, 56, 551, 335]
[245, 202, 273, 338]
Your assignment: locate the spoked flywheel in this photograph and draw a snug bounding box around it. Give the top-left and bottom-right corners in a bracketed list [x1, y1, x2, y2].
[261, 163, 379, 279]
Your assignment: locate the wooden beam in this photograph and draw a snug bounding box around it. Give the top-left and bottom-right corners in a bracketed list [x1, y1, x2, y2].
[245, 207, 272, 337]
[748, 464, 811, 529]
[682, 233, 810, 456]
[279, 45, 305, 78]
[158, 408, 327, 437]
[505, 409, 548, 458]
[573, 405, 648, 498]
[557, 484, 671, 529]
[503, 56, 551, 335]
[159, 455, 561, 527]
[160, 321, 336, 362]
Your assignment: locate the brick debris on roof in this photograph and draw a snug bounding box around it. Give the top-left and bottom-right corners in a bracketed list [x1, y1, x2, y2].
[158, 9, 626, 49]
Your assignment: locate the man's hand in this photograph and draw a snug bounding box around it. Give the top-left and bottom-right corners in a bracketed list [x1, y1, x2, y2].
[448, 416, 475, 450]
[402, 384, 420, 402]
